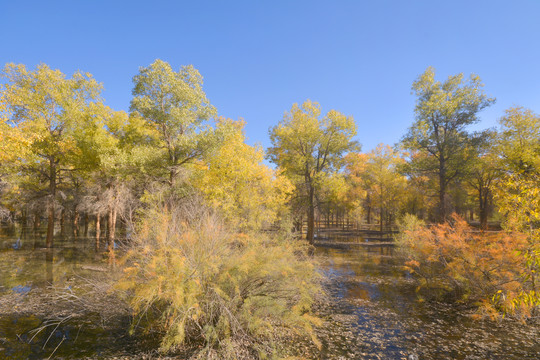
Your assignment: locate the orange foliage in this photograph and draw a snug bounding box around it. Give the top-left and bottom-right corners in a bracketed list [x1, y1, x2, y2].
[399, 214, 529, 316]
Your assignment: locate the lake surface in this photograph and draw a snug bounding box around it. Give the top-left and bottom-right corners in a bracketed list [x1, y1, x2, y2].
[0, 225, 539, 359]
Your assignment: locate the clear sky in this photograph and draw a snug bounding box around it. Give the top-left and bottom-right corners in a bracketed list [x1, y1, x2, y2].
[1, 0, 539, 152]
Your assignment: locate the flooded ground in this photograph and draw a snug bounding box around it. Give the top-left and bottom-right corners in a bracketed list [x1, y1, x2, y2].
[0, 225, 539, 359]
[0, 226, 160, 359]
[314, 237, 540, 359]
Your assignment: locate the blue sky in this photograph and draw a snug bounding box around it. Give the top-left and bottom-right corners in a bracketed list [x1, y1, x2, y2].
[1, 0, 539, 152]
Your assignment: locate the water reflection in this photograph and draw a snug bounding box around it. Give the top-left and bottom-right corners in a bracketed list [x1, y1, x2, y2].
[316, 244, 540, 359]
[0, 225, 155, 359]
[45, 249, 53, 285]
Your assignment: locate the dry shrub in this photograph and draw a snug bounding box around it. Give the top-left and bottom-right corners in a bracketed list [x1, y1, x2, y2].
[397, 214, 532, 316]
[117, 198, 321, 359]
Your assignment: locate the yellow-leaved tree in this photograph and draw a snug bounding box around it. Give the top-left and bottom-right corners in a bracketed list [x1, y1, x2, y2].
[345, 144, 407, 230]
[1, 63, 103, 247]
[494, 107, 540, 316]
[0, 100, 30, 218]
[268, 100, 358, 243]
[194, 118, 292, 231]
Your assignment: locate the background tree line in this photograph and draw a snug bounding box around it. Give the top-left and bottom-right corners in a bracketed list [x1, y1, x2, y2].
[2, 63, 539, 243]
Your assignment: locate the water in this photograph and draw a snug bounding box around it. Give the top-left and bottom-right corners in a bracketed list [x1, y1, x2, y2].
[0, 225, 539, 359]
[315, 242, 540, 359]
[0, 225, 159, 359]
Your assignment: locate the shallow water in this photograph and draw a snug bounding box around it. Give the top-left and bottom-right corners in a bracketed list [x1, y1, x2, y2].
[315, 243, 540, 359]
[0, 225, 157, 359]
[0, 225, 539, 359]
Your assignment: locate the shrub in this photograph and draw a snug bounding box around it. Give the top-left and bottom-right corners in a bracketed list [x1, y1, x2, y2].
[396, 213, 531, 316]
[117, 198, 321, 359]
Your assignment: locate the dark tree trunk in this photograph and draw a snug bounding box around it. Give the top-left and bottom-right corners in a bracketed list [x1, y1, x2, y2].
[326, 211, 330, 228]
[306, 187, 315, 244]
[107, 208, 117, 265]
[84, 213, 89, 237]
[438, 159, 447, 222]
[46, 158, 56, 248]
[21, 210, 27, 228]
[479, 187, 489, 230]
[60, 208, 66, 236]
[34, 212, 41, 230]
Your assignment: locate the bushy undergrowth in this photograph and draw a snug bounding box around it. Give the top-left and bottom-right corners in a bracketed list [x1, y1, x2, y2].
[396, 214, 537, 317]
[117, 199, 321, 359]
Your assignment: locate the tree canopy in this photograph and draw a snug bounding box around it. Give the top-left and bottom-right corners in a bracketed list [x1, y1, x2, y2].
[401, 67, 495, 221]
[268, 100, 358, 242]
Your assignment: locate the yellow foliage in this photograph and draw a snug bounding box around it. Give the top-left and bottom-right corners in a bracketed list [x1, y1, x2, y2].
[194, 118, 293, 231]
[117, 200, 321, 358]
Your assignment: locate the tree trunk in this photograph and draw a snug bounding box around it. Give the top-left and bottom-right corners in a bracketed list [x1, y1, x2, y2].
[46, 158, 56, 248]
[107, 208, 117, 265]
[60, 208, 66, 236]
[306, 187, 315, 244]
[21, 210, 27, 228]
[326, 211, 330, 228]
[439, 160, 447, 222]
[479, 187, 489, 230]
[34, 212, 41, 230]
[84, 213, 89, 237]
[95, 214, 101, 251]
[73, 207, 80, 236]
[380, 207, 384, 233]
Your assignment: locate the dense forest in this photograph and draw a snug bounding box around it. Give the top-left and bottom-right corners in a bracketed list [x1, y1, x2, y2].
[1, 61, 539, 358]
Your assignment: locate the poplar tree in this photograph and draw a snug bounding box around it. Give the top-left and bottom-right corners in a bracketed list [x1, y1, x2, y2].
[268, 100, 358, 243]
[401, 67, 494, 221]
[130, 59, 218, 187]
[1, 63, 102, 247]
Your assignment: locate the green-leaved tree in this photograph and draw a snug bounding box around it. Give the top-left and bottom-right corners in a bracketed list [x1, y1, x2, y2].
[401, 67, 494, 221]
[268, 100, 358, 243]
[1, 63, 102, 247]
[130, 59, 218, 187]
